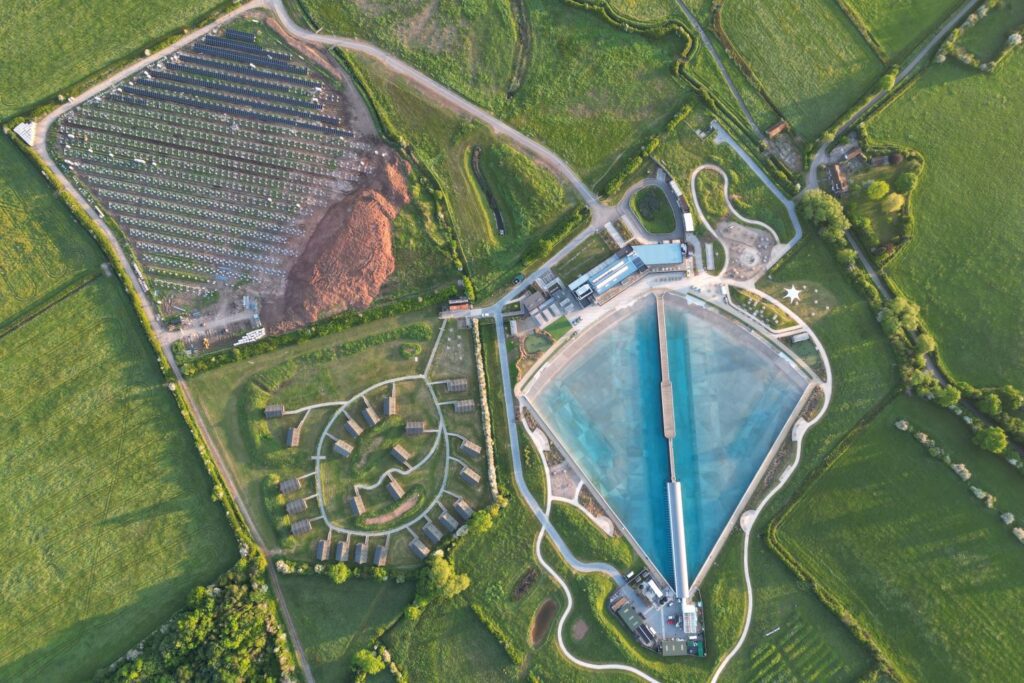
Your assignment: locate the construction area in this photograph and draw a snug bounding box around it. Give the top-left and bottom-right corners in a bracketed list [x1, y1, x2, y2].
[50, 18, 409, 336]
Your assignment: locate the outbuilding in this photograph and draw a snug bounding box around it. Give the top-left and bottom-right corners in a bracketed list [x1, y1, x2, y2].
[390, 445, 412, 466]
[382, 393, 397, 417]
[460, 465, 482, 488]
[264, 404, 285, 418]
[405, 420, 426, 436]
[459, 439, 482, 458]
[445, 378, 468, 393]
[362, 400, 380, 427]
[333, 439, 354, 457]
[344, 418, 363, 437]
[285, 498, 307, 516]
[314, 539, 329, 562]
[422, 522, 443, 544]
[386, 478, 405, 501]
[453, 498, 474, 521]
[373, 545, 388, 566]
[354, 542, 368, 565]
[279, 478, 302, 495]
[348, 493, 366, 516]
[335, 540, 349, 562]
[409, 538, 430, 559]
[286, 427, 301, 448]
[453, 399, 475, 414]
[438, 510, 459, 532]
[290, 519, 312, 536]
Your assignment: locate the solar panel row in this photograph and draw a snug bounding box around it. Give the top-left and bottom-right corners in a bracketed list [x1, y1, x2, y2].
[224, 28, 256, 43]
[192, 45, 307, 75]
[166, 62, 293, 94]
[150, 71, 320, 109]
[204, 35, 292, 62]
[137, 79, 337, 124]
[180, 54, 316, 87]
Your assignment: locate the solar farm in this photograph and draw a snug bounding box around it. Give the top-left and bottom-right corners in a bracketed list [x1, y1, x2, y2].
[50, 21, 400, 329]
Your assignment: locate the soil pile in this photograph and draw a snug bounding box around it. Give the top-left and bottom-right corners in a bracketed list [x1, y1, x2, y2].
[271, 156, 410, 330]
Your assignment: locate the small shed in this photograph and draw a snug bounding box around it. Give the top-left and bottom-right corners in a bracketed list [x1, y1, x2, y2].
[405, 420, 426, 436]
[386, 478, 405, 501]
[285, 498, 307, 516]
[438, 511, 459, 533]
[460, 465, 482, 488]
[422, 522, 443, 544]
[382, 393, 397, 418]
[334, 540, 349, 562]
[286, 427, 301, 448]
[409, 538, 430, 560]
[362, 400, 380, 427]
[453, 498, 474, 521]
[290, 518, 312, 536]
[766, 120, 788, 138]
[344, 418, 363, 437]
[373, 545, 388, 567]
[348, 493, 366, 516]
[279, 478, 301, 495]
[453, 399, 475, 414]
[314, 539, 329, 562]
[459, 439, 482, 458]
[333, 439, 354, 457]
[390, 445, 412, 466]
[264, 404, 285, 418]
[354, 542, 368, 565]
[445, 378, 469, 393]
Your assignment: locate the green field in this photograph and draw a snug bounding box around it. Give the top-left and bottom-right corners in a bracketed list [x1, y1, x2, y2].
[0, 277, 236, 681]
[844, 0, 963, 59]
[630, 185, 677, 233]
[280, 576, 415, 681]
[0, 0, 228, 118]
[551, 232, 617, 284]
[479, 143, 571, 239]
[607, 0, 681, 22]
[720, 0, 884, 139]
[776, 396, 1024, 681]
[957, 0, 1024, 61]
[549, 502, 640, 573]
[867, 54, 1024, 387]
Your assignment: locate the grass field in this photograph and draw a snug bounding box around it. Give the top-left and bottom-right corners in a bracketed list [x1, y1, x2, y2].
[720, 0, 884, 139]
[607, 0, 681, 22]
[551, 232, 617, 284]
[0, 0, 229, 118]
[775, 395, 1024, 681]
[479, 143, 572, 240]
[957, 0, 1024, 61]
[280, 576, 415, 682]
[867, 54, 1024, 387]
[0, 276, 236, 681]
[548, 502, 641, 573]
[845, 0, 963, 60]
[630, 185, 677, 233]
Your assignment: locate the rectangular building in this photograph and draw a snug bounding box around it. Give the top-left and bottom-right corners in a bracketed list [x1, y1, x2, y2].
[422, 522, 443, 544]
[390, 445, 412, 467]
[279, 478, 302, 495]
[438, 510, 459, 533]
[453, 498, 474, 521]
[453, 399, 475, 414]
[382, 394, 397, 418]
[290, 518, 312, 536]
[445, 378, 468, 393]
[459, 439, 482, 458]
[405, 420, 426, 436]
[386, 478, 405, 501]
[285, 498, 307, 516]
[314, 539, 329, 562]
[373, 545, 388, 567]
[348, 493, 366, 516]
[362, 400, 380, 427]
[354, 542, 368, 565]
[264, 404, 285, 418]
[286, 427, 301, 448]
[460, 466, 482, 488]
[344, 418, 363, 437]
[334, 540, 349, 562]
[409, 538, 430, 560]
[332, 439, 354, 457]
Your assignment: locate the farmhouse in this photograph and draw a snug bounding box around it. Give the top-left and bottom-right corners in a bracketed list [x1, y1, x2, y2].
[290, 519, 312, 536]
[332, 439, 354, 457]
[826, 163, 849, 195]
[438, 510, 459, 532]
[423, 522, 443, 544]
[453, 399, 475, 414]
[453, 498, 474, 521]
[362, 400, 381, 427]
[445, 378, 469, 393]
[279, 478, 302, 495]
[335, 540, 349, 562]
[406, 420, 426, 436]
[374, 545, 388, 566]
[354, 542, 368, 565]
[459, 439, 482, 458]
[348, 493, 366, 516]
[390, 445, 412, 466]
[265, 404, 285, 418]
[285, 498, 307, 516]
[460, 465, 482, 488]
[386, 478, 405, 501]
[314, 539, 329, 562]
[286, 427, 301, 448]
[344, 418, 363, 437]
[409, 538, 430, 559]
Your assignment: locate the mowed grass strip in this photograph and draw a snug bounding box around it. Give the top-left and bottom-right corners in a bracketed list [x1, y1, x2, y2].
[720, 0, 884, 139]
[0, 0, 227, 118]
[0, 278, 236, 681]
[845, 0, 963, 60]
[868, 54, 1024, 387]
[0, 137, 100, 325]
[775, 396, 1024, 681]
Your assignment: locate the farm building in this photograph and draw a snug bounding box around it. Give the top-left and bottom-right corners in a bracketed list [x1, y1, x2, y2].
[406, 420, 426, 436]
[382, 392, 397, 417]
[265, 404, 285, 418]
[286, 427, 301, 448]
[362, 400, 380, 427]
[438, 510, 459, 532]
[285, 498, 307, 516]
[409, 538, 430, 560]
[453, 399, 475, 414]
[446, 297, 471, 312]
[453, 498, 474, 521]
[279, 478, 302, 495]
[390, 445, 412, 466]
[314, 539, 329, 562]
[766, 120, 789, 138]
[826, 163, 849, 195]
[423, 522, 443, 544]
[344, 418, 363, 437]
[354, 542, 368, 565]
[290, 519, 312, 536]
[459, 439, 482, 458]
[386, 478, 405, 501]
[445, 378, 469, 393]
[348, 493, 366, 516]
[335, 540, 349, 562]
[333, 439, 354, 457]
[374, 545, 388, 566]
[460, 466, 482, 488]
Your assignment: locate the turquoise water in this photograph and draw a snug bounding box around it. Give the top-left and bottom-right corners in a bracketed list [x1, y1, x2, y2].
[532, 295, 806, 584]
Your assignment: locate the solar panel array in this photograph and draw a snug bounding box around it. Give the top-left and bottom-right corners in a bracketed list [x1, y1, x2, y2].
[54, 25, 373, 298]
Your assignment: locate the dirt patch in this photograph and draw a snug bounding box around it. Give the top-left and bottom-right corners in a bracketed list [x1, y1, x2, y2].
[570, 618, 589, 642]
[266, 154, 410, 331]
[530, 599, 557, 647]
[362, 492, 421, 525]
[512, 567, 538, 601]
